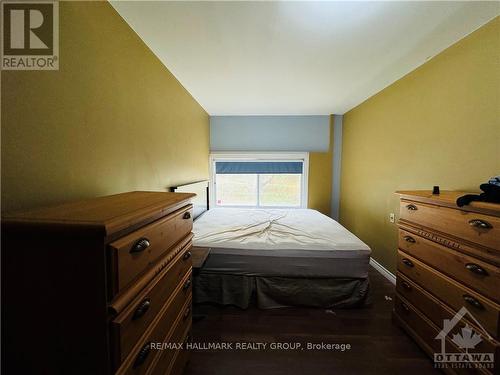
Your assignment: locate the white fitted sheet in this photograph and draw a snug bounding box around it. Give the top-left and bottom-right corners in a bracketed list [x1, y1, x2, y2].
[193, 208, 371, 278]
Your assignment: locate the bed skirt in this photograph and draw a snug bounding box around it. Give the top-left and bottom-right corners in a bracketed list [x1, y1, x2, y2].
[193, 272, 370, 309]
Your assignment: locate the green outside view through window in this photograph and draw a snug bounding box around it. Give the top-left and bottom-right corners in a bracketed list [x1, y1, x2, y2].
[215, 174, 301, 207]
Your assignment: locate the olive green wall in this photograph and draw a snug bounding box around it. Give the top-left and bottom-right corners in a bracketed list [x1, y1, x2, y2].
[340, 17, 500, 273]
[1, 2, 209, 212]
[308, 115, 333, 216]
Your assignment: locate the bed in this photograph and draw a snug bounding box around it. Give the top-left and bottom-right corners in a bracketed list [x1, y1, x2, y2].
[171, 181, 372, 309]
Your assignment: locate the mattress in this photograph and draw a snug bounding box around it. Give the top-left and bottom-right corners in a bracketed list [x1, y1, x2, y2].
[193, 208, 371, 278]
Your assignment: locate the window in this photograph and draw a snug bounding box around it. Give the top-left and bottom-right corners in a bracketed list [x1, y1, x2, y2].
[210, 153, 308, 208]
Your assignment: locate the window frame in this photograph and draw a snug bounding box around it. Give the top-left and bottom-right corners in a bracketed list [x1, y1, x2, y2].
[209, 152, 309, 209]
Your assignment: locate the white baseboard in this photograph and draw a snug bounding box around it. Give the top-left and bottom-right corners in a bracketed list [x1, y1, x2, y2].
[369, 257, 396, 285]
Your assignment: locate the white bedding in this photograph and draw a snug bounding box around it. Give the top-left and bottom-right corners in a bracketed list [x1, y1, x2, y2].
[193, 208, 371, 278]
[194, 208, 370, 251]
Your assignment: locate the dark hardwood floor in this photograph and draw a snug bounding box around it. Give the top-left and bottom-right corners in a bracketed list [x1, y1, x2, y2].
[185, 268, 440, 375]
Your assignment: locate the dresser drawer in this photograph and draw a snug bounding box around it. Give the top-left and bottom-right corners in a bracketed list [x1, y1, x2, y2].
[395, 295, 460, 355]
[109, 205, 193, 294]
[166, 342, 190, 375]
[394, 296, 492, 375]
[111, 246, 192, 366]
[397, 250, 500, 338]
[148, 315, 191, 375]
[399, 229, 500, 303]
[400, 200, 500, 251]
[116, 286, 192, 375]
[396, 273, 500, 362]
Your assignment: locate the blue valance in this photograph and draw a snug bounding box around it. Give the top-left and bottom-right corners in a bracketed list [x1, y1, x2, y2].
[215, 161, 303, 174]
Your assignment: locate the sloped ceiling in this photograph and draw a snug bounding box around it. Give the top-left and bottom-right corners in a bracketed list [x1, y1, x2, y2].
[111, 1, 498, 115]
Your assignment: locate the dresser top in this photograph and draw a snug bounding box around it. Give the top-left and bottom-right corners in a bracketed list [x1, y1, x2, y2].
[396, 190, 500, 216]
[2, 191, 195, 238]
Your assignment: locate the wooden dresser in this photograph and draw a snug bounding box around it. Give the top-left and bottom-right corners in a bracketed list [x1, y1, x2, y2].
[393, 191, 500, 375]
[2, 191, 195, 375]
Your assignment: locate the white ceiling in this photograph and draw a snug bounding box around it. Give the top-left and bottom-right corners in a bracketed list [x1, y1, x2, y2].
[111, 1, 498, 115]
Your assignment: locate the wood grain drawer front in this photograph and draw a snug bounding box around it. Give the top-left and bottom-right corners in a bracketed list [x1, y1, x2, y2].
[109, 205, 193, 294]
[148, 315, 191, 375]
[396, 273, 500, 360]
[395, 295, 459, 355]
[399, 229, 500, 303]
[116, 284, 192, 375]
[167, 342, 190, 375]
[394, 296, 492, 375]
[400, 200, 500, 251]
[397, 250, 500, 338]
[112, 247, 193, 365]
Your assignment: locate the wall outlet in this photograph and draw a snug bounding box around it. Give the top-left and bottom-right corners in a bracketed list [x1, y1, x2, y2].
[389, 213, 395, 223]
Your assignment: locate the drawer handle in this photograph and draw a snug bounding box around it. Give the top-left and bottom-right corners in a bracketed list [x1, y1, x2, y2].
[133, 343, 151, 368]
[403, 235, 416, 243]
[132, 298, 151, 320]
[183, 212, 191, 220]
[183, 307, 191, 320]
[465, 263, 488, 276]
[401, 302, 410, 313]
[130, 238, 150, 254]
[468, 219, 492, 230]
[183, 251, 192, 260]
[463, 294, 484, 310]
[183, 279, 192, 290]
[406, 204, 418, 211]
[401, 281, 412, 291]
[401, 258, 414, 268]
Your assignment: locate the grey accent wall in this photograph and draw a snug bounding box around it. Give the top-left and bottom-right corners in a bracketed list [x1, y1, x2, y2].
[331, 114, 343, 220]
[210, 115, 330, 152]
